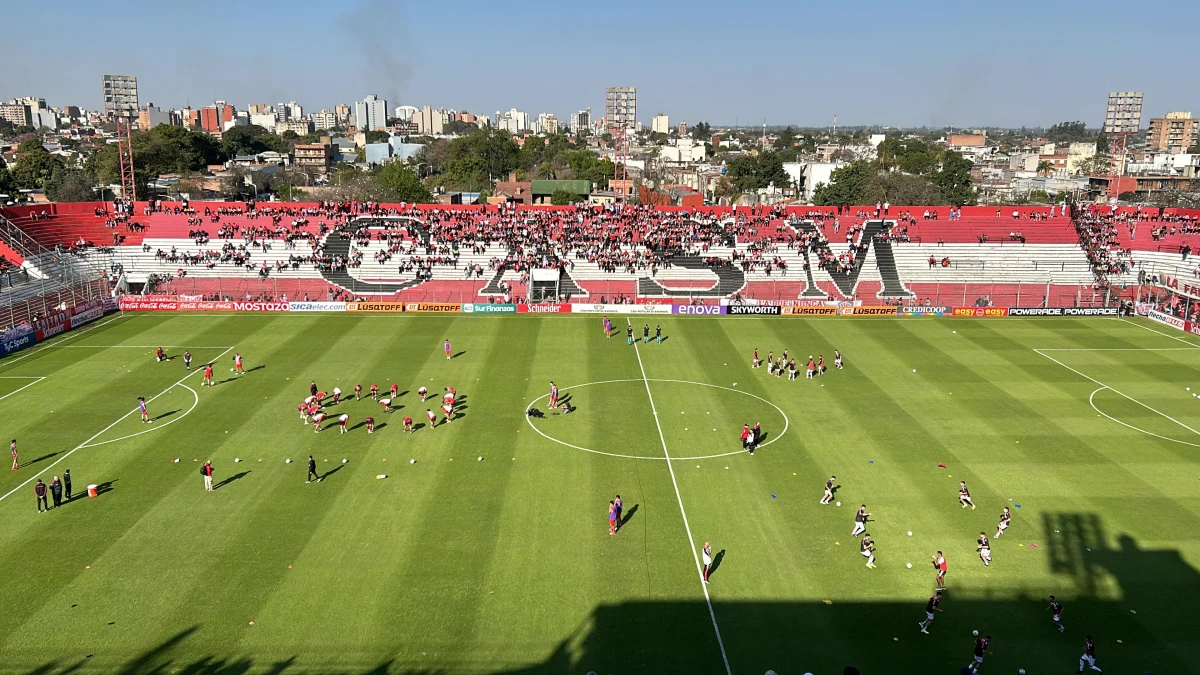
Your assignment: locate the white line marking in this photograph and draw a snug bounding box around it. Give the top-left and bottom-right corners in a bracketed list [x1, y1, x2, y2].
[627, 319, 732, 675]
[0, 376, 45, 402]
[80, 384, 199, 448]
[1089, 387, 1200, 448]
[1120, 317, 1200, 347]
[0, 347, 233, 505]
[56, 345, 232, 349]
[523, 378, 789, 460]
[1034, 348, 1200, 352]
[0, 314, 126, 369]
[1033, 348, 1200, 437]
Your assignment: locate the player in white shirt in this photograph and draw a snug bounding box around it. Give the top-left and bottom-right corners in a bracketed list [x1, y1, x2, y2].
[338, 414, 350, 433]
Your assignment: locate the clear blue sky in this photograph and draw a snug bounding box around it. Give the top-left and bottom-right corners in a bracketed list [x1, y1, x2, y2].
[3, 0, 1198, 129]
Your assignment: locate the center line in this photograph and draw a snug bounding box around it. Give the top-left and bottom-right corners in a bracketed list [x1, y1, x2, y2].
[627, 319, 732, 675]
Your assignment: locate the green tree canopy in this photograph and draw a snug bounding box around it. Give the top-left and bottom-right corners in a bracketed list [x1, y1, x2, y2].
[10, 148, 63, 190]
[364, 130, 390, 145]
[859, 172, 946, 206]
[550, 189, 584, 205]
[85, 125, 223, 198]
[45, 167, 96, 202]
[725, 151, 791, 193]
[933, 150, 977, 206]
[812, 160, 873, 205]
[1046, 121, 1091, 143]
[16, 137, 45, 154]
[373, 162, 433, 203]
[690, 122, 712, 140]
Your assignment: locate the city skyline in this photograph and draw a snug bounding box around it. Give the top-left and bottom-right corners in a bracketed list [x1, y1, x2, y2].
[2, 0, 1199, 129]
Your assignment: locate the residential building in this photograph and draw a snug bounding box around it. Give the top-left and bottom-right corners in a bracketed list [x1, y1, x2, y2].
[335, 104, 352, 126]
[137, 103, 170, 130]
[948, 134, 986, 149]
[418, 106, 446, 135]
[660, 138, 706, 163]
[102, 74, 138, 121]
[294, 143, 334, 173]
[569, 108, 591, 133]
[395, 106, 419, 124]
[0, 103, 32, 127]
[312, 109, 337, 130]
[1066, 142, 1098, 175]
[279, 119, 313, 135]
[250, 113, 277, 131]
[605, 87, 636, 129]
[534, 113, 559, 135]
[1103, 91, 1143, 135]
[497, 108, 529, 134]
[1148, 112, 1198, 154]
[223, 114, 249, 132]
[355, 95, 388, 131]
[651, 114, 670, 134]
[678, 121, 688, 136]
[247, 104, 270, 115]
[284, 101, 303, 122]
[388, 137, 425, 162]
[365, 142, 392, 166]
[200, 103, 234, 134]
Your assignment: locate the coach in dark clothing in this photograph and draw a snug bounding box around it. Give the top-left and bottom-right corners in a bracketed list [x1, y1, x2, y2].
[34, 479, 48, 512]
[63, 469, 72, 500]
[50, 476, 63, 507]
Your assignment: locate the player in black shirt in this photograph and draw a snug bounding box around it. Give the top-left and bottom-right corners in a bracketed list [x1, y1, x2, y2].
[1078, 635, 1102, 673]
[967, 634, 991, 672]
[959, 481, 975, 509]
[919, 590, 942, 633]
[859, 534, 876, 568]
[977, 532, 991, 566]
[1047, 595, 1065, 633]
[852, 504, 869, 537]
[626, 325, 633, 345]
[655, 324, 662, 343]
[996, 506, 1012, 537]
[820, 475, 835, 504]
[642, 324, 650, 343]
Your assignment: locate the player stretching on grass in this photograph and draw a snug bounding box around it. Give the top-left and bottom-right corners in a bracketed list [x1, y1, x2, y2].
[996, 506, 1011, 537]
[959, 481, 975, 509]
[919, 590, 942, 633]
[834, 349, 843, 369]
[820, 475, 835, 504]
[1047, 595, 1065, 633]
[425, 409, 437, 428]
[418, 386, 428, 401]
[860, 533, 876, 568]
[852, 504, 869, 537]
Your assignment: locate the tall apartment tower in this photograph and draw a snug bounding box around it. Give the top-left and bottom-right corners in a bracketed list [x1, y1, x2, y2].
[605, 87, 636, 129]
[102, 75, 139, 121]
[1103, 91, 1144, 134]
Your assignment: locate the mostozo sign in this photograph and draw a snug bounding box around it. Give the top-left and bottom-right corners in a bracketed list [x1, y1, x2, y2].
[728, 305, 781, 316]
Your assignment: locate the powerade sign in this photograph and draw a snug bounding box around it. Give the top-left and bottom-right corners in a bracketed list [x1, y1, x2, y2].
[673, 305, 725, 315]
[462, 303, 516, 314]
[728, 305, 781, 316]
[1009, 307, 1120, 317]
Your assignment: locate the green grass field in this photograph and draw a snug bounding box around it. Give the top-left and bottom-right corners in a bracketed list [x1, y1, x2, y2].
[1, 312, 1198, 675]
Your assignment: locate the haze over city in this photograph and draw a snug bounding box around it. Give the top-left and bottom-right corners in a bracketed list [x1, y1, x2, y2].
[4, 0, 1198, 127]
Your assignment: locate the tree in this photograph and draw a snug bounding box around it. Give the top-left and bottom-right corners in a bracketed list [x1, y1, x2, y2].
[10, 149, 63, 190]
[45, 168, 96, 202]
[812, 160, 873, 205]
[364, 130, 390, 145]
[1036, 160, 1054, 177]
[932, 150, 976, 206]
[550, 189, 583, 205]
[86, 125, 224, 197]
[373, 162, 432, 203]
[0, 165, 17, 197]
[773, 126, 797, 150]
[1189, 141, 1200, 155]
[726, 151, 791, 192]
[1027, 189, 1051, 203]
[16, 137, 45, 154]
[859, 172, 945, 206]
[1046, 121, 1090, 143]
[221, 125, 276, 158]
[1076, 153, 1112, 176]
[563, 151, 614, 186]
[690, 122, 712, 140]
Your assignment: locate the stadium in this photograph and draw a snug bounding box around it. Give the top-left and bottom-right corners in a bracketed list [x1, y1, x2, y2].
[2, 199, 1199, 674]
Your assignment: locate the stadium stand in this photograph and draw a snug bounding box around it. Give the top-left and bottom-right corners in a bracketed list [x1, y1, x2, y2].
[4, 201, 1199, 311]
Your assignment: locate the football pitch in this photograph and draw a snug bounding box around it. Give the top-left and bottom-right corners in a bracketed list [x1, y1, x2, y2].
[2, 311, 1199, 675]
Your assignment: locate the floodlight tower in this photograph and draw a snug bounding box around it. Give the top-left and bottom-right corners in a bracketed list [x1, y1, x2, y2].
[116, 117, 136, 202]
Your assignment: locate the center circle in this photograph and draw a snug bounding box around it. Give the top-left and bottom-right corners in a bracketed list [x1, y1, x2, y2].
[523, 379, 790, 460]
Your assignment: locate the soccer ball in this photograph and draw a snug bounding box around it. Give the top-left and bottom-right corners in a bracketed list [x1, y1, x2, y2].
[907, 530, 913, 536]
[1019, 670, 1026, 675]
[342, 459, 348, 464]
[230, 367, 234, 372]
[972, 629, 979, 636]
[906, 563, 912, 568]
[836, 501, 841, 506]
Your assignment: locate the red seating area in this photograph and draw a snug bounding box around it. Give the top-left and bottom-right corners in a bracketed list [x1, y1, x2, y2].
[0, 204, 146, 249]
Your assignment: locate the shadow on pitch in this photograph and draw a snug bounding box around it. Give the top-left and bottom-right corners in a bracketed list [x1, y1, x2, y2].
[244, 365, 266, 373]
[15, 514, 1198, 675]
[20, 452, 59, 468]
[212, 472, 249, 490]
[152, 410, 181, 422]
[452, 351, 466, 359]
[620, 504, 639, 527]
[320, 465, 345, 481]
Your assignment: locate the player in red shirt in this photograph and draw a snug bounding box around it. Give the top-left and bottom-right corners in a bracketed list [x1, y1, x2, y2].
[425, 409, 437, 428]
[441, 402, 454, 423]
[203, 363, 214, 386]
[316, 391, 327, 402]
[338, 414, 350, 434]
[549, 382, 558, 408]
[365, 416, 376, 434]
[379, 398, 392, 413]
[354, 384, 363, 400]
[806, 357, 816, 379]
[311, 412, 327, 432]
[740, 424, 750, 452]
[370, 383, 379, 400]
[608, 501, 617, 535]
[402, 415, 413, 432]
[752, 347, 760, 368]
[155, 347, 165, 362]
[297, 402, 309, 420]
[10, 439, 18, 471]
[817, 355, 824, 375]
[233, 352, 244, 374]
[933, 551, 947, 590]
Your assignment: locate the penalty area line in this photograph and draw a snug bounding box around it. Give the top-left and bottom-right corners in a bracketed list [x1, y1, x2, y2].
[0, 377, 46, 403]
[627, 318, 733, 675]
[0, 346, 234, 506]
